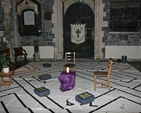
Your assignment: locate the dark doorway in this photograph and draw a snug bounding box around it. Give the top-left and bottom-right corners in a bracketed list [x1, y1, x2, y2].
[63, 2, 94, 58]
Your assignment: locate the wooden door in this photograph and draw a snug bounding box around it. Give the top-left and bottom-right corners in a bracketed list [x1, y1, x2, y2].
[63, 3, 94, 58]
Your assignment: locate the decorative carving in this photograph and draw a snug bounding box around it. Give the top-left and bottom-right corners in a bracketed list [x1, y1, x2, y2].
[16, 0, 41, 35]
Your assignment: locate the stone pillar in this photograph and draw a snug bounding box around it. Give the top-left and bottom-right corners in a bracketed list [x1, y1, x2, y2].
[1, 0, 12, 48]
[94, 0, 106, 59]
[52, 0, 63, 60]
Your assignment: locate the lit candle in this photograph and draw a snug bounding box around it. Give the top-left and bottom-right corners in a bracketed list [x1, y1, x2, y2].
[66, 67, 69, 73]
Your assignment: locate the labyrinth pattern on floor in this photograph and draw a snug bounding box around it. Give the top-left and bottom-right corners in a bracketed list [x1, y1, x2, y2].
[0, 61, 141, 113]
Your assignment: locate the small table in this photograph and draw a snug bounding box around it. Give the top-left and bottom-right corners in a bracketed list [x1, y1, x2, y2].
[58, 71, 76, 91]
[0, 71, 14, 87]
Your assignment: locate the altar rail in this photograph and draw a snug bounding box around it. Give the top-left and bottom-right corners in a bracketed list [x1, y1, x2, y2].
[22, 46, 54, 59]
[105, 46, 141, 59]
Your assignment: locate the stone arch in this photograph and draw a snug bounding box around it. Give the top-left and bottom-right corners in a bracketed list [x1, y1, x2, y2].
[53, 0, 105, 60]
[63, 2, 94, 58]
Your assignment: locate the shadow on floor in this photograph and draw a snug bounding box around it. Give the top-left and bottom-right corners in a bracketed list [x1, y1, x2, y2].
[128, 61, 141, 72]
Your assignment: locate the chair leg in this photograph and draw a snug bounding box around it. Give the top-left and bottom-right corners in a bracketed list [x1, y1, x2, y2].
[15, 56, 16, 62]
[24, 55, 28, 63]
[107, 76, 110, 90]
[94, 75, 96, 90]
[15, 56, 18, 64]
[14, 56, 20, 68]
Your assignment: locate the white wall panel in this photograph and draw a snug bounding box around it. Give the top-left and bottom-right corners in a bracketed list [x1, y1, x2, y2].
[22, 46, 54, 59]
[105, 46, 141, 59]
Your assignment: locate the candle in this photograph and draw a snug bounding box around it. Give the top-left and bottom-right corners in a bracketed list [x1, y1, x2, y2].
[66, 67, 69, 73]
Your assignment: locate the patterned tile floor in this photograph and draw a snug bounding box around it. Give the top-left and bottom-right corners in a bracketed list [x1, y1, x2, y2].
[0, 59, 141, 113]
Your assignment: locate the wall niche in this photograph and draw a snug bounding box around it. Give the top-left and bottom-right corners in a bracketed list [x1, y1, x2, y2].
[109, 0, 141, 32]
[16, 0, 41, 36]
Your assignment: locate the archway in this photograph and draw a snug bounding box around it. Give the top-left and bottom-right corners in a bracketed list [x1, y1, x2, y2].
[63, 2, 94, 58]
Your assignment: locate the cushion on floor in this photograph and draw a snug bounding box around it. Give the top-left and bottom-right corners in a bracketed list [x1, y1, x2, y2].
[39, 73, 51, 80]
[75, 92, 95, 104]
[34, 86, 50, 97]
[43, 63, 51, 67]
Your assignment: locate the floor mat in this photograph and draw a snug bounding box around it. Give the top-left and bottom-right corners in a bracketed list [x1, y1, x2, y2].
[0, 61, 141, 113]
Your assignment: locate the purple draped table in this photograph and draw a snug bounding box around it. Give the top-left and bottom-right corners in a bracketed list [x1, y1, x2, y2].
[58, 71, 76, 92]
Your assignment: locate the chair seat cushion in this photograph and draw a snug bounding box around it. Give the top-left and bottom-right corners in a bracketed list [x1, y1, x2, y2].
[39, 73, 51, 80]
[75, 92, 95, 104]
[34, 86, 50, 97]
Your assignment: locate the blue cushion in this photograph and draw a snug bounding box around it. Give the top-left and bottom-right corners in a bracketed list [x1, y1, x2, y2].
[39, 74, 51, 80]
[75, 92, 95, 104]
[34, 86, 50, 97]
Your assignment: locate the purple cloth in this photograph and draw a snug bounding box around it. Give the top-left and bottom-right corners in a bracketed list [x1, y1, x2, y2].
[58, 71, 76, 92]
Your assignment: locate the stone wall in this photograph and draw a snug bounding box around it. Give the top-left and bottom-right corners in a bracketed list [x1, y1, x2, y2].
[0, 0, 5, 49]
[0, 0, 55, 57]
[0, 0, 141, 59]
[103, 0, 141, 46]
[102, 0, 141, 57]
[0, 1, 4, 31]
[19, 0, 54, 47]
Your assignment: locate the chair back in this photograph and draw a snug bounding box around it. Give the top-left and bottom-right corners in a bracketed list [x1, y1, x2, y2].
[13, 47, 26, 56]
[65, 52, 75, 64]
[13, 47, 28, 64]
[107, 59, 114, 76]
[94, 58, 114, 90]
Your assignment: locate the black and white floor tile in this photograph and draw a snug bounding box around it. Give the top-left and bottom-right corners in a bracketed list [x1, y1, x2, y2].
[0, 61, 141, 113]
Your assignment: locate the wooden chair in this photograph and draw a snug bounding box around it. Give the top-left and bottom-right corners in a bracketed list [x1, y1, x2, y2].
[63, 52, 76, 72]
[13, 47, 28, 64]
[94, 59, 114, 90]
[65, 52, 75, 64]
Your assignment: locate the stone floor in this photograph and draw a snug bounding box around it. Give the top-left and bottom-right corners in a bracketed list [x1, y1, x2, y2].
[11, 58, 141, 72]
[1, 60, 141, 113]
[128, 61, 141, 72]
